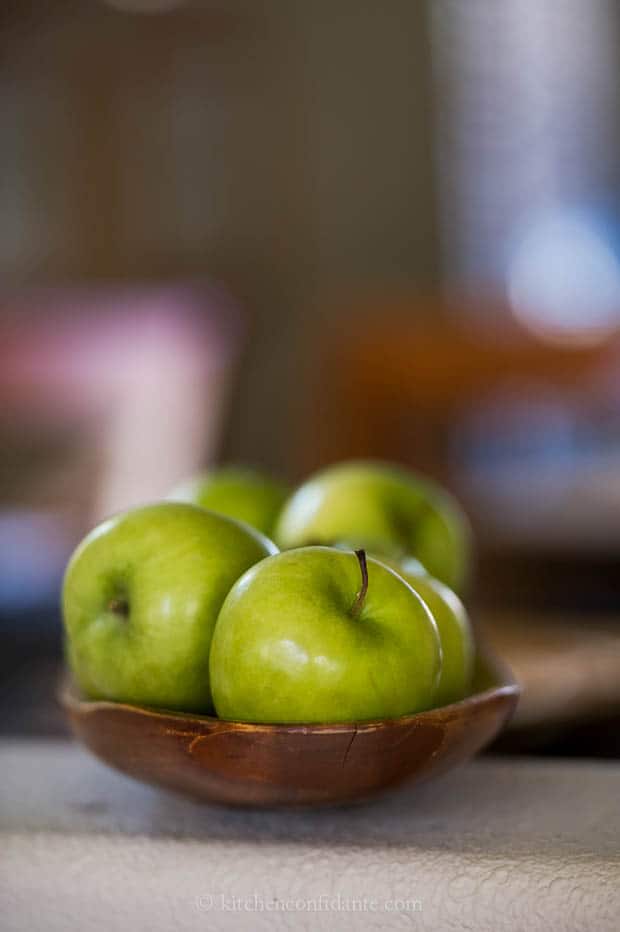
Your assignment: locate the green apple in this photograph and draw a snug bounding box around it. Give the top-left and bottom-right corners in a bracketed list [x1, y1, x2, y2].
[377, 556, 475, 706]
[168, 466, 289, 536]
[275, 461, 471, 592]
[386, 553, 429, 579]
[210, 546, 442, 724]
[62, 502, 276, 712]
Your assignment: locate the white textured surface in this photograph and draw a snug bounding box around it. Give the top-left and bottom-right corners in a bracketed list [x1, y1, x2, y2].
[1, 740, 619, 931]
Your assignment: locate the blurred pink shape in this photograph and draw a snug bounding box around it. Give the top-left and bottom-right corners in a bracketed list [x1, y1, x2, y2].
[0, 282, 243, 525]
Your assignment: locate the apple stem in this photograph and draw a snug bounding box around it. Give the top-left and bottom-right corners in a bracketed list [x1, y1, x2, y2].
[351, 549, 368, 619]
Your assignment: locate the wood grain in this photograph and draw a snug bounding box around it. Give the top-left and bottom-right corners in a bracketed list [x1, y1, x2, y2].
[60, 651, 519, 807]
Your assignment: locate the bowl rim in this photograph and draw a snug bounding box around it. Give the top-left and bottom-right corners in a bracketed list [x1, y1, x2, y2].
[59, 648, 520, 736]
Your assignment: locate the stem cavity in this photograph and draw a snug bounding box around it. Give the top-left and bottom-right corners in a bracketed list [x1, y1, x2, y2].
[107, 597, 129, 619]
[351, 549, 368, 619]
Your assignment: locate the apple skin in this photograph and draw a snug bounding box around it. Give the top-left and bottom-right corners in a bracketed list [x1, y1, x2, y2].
[62, 502, 277, 712]
[168, 466, 289, 537]
[209, 546, 442, 724]
[274, 461, 471, 592]
[378, 556, 475, 706]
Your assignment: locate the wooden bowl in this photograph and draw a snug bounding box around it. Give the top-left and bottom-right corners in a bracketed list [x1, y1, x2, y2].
[60, 652, 519, 807]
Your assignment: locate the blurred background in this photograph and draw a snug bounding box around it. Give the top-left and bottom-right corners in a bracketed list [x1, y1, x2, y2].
[2, 0, 620, 753]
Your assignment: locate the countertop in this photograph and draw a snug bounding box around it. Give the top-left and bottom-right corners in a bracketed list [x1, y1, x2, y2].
[1, 740, 618, 931]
